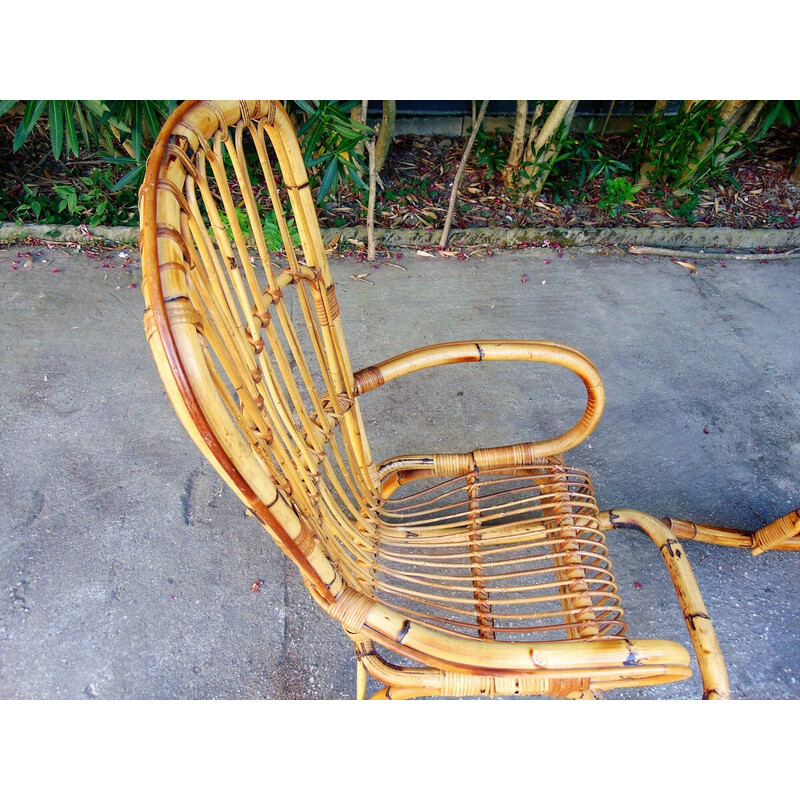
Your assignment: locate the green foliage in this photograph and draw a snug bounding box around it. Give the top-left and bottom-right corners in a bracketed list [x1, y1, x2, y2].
[262, 209, 300, 251]
[209, 207, 252, 240]
[104, 101, 176, 161]
[676, 194, 699, 222]
[597, 176, 639, 217]
[1, 100, 110, 160]
[0, 100, 175, 195]
[11, 168, 140, 226]
[473, 129, 507, 179]
[633, 101, 754, 193]
[208, 206, 300, 251]
[0, 100, 175, 164]
[758, 101, 800, 136]
[292, 101, 371, 202]
[546, 121, 632, 202]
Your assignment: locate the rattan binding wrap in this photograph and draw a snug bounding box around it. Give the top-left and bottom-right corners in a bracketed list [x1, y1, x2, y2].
[140, 101, 798, 700]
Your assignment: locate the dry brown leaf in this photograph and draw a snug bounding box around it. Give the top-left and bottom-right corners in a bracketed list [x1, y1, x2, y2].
[675, 260, 698, 272]
[416, 250, 435, 258]
[350, 273, 374, 284]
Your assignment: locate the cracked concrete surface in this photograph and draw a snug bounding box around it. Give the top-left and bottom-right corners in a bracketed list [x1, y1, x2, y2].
[1, 242, 798, 699]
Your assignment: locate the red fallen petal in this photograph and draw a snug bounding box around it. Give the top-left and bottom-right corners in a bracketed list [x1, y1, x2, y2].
[51, 269, 61, 273]
[128, 283, 137, 289]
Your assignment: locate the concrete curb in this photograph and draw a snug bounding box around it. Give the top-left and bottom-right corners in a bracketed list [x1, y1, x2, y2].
[2, 221, 798, 251]
[0, 223, 141, 246]
[322, 225, 800, 250]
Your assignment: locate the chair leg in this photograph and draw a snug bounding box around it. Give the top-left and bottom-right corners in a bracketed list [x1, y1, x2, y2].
[356, 656, 367, 701]
[599, 509, 730, 699]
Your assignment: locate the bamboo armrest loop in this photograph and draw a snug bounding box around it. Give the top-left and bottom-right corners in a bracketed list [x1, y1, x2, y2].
[354, 340, 605, 461]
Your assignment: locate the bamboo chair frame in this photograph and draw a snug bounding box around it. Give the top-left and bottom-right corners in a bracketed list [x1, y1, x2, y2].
[140, 100, 799, 700]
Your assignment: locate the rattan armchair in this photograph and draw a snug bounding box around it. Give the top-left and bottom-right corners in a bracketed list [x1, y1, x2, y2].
[140, 100, 800, 700]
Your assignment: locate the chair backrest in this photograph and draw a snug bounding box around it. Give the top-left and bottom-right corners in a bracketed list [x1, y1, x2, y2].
[140, 100, 377, 604]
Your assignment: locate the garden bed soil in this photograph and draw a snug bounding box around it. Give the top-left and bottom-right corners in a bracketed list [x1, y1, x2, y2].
[318, 126, 800, 233]
[2, 116, 799, 234]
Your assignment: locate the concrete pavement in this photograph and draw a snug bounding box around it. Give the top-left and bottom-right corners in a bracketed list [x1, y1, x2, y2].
[1, 242, 798, 699]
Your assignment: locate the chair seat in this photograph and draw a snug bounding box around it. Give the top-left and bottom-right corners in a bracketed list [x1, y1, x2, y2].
[371, 460, 629, 643]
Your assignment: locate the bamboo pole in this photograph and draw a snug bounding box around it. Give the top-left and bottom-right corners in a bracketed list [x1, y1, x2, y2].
[365, 133, 378, 262]
[521, 102, 544, 184]
[527, 100, 578, 200]
[374, 101, 396, 174]
[520, 100, 575, 198]
[636, 100, 669, 189]
[439, 100, 489, 248]
[677, 100, 748, 190]
[352, 100, 368, 157]
[503, 100, 528, 189]
[714, 100, 765, 165]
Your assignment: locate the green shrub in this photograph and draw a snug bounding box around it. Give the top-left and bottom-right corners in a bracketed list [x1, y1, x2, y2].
[598, 176, 639, 217]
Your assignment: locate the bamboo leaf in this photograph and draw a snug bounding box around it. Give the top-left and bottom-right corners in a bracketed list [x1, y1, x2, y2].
[306, 152, 333, 168]
[294, 100, 315, 115]
[13, 100, 47, 151]
[131, 103, 143, 161]
[73, 102, 91, 152]
[112, 163, 146, 190]
[82, 100, 109, 119]
[64, 103, 79, 157]
[49, 100, 63, 160]
[317, 157, 339, 201]
[142, 101, 161, 142]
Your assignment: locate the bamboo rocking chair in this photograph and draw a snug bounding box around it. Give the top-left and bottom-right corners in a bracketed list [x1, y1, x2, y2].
[140, 100, 800, 700]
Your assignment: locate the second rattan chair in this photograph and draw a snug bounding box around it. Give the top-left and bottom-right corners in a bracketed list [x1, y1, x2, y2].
[140, 100, 800, 699]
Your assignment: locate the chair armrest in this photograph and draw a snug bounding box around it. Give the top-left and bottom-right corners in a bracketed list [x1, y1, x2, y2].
[353, 340, 605, 483]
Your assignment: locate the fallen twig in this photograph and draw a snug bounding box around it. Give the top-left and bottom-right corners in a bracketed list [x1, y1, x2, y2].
[629, 245, 800, 260]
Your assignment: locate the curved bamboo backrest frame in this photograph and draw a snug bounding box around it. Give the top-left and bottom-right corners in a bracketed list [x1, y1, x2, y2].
[140, 100, 377, 604]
